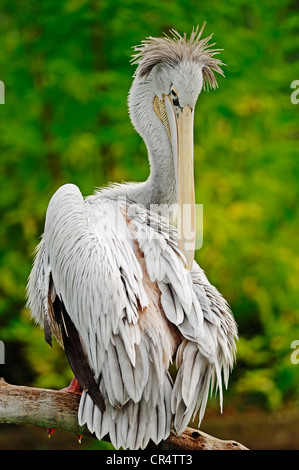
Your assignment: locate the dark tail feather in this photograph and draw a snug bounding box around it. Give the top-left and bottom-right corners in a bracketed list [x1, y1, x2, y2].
[52, 296, 106, 412]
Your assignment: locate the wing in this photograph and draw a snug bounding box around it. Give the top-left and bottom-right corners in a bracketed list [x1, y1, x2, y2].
[27, 184, 177, 448]
[42, 185, 149, 370]
[127, 206, 238, 434]
[170, 263, 238, 434]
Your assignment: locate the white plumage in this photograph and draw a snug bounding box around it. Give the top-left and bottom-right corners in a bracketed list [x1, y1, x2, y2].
[27, 26, 238, 449]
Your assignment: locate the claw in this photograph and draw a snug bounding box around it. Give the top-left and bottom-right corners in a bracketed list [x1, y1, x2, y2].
[47, 428, 82, 444]
[47, 427, 56, 438]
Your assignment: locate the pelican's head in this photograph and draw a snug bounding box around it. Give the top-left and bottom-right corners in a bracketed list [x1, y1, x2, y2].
[129, 25, 224, 269]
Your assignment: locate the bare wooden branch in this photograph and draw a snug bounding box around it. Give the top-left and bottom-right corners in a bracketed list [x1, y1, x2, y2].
[0, 378, 248, 450]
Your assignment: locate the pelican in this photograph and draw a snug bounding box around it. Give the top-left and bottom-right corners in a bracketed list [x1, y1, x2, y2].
[27, 25, 238, 450]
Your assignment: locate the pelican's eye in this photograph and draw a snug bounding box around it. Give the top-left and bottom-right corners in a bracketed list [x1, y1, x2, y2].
[170, 85, 179, 107]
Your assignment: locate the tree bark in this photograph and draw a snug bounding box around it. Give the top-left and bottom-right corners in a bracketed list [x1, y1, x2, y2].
[0, 378, 248, 450]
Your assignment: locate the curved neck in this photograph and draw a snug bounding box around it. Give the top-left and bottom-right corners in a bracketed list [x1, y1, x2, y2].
[127, 78, 177, 208]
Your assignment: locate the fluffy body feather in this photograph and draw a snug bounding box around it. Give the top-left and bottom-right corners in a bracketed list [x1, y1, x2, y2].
[27, 185, 237, 449]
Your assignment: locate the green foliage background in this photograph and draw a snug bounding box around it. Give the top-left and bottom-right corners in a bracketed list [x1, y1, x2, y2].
[0, 0, 298, 434]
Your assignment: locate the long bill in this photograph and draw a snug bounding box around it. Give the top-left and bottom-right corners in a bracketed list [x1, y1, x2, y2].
[171, 103, 196, 270]
[156, 95, 196, 270]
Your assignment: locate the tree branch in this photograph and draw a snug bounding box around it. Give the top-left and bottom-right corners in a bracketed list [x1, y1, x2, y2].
[0, 378, 248, 450]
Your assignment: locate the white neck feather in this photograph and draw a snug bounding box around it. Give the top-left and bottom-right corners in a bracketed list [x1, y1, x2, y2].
[96, 76, 176, 210]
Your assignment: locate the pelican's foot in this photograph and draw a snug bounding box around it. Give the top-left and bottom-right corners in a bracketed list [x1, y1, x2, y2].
[47, 377, 83, 443]
[61, 376, 83, 395]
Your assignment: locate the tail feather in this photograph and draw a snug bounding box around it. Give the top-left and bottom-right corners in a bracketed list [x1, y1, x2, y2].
[172, 341, 211, 434]
[78, 371, 173, 450]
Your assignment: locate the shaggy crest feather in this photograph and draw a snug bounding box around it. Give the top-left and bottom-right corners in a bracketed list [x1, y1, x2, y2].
[131, 23, 225, 90]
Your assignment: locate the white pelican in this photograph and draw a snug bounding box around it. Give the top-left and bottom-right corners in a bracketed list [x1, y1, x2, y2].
[27, 25, 238, 450]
